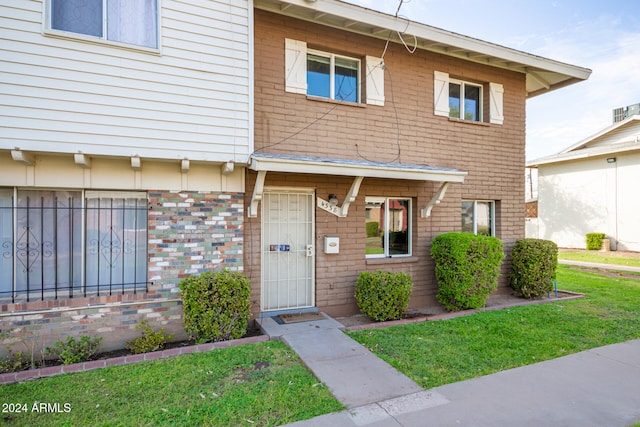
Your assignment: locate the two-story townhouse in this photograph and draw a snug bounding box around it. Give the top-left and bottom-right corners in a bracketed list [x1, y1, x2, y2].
[0, 0, 253, 353]
[246, 0, 591, 317]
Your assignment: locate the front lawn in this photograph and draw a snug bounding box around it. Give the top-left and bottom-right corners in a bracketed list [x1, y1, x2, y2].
[558, 250, 640, 268]
[348, 265, 640, 389]
[0, 341, 342, 427]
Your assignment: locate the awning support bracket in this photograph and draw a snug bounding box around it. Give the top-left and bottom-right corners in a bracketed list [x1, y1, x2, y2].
[421, 182, 450, 218]
[339, 176, 364, 217]
[249, 170, 267, 218]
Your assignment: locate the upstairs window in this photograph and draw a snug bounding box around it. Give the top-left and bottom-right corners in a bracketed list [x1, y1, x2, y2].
[434, 71, 504, 124]
[50, 0, 158, 48]
[449, 80, 482, 121]
[307, 51, 360, 102]
[285, 39, 385, 106]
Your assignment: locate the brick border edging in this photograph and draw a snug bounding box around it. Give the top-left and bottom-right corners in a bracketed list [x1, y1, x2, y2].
[0, 335, 269, 386]
[344, 291, 586, 332]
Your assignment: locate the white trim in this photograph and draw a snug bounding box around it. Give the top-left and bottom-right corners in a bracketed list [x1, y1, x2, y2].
[489, 82, 504, 125]
[527, 139, 640, 167]
[248, 0, 255, 156]
[365, 56, 385, 106]
[463, 200, 496, 236]
[449, 78, 483, 122]
[365, 196, 412, 258]
[421, 182, 450, 218]
[285, 38, 308, 94]
[307, 48, 361, 102]
[433, 71, 450, 117]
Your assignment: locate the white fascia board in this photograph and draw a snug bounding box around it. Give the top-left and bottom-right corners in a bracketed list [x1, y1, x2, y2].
[527, 140, 640, 167]
[256, 0, 591, 86]
[250, 155, 467, 183]
[0, 143, 251, 164]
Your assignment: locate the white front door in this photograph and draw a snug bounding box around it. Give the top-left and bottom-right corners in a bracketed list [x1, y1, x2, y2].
[261, 189, 315, 311]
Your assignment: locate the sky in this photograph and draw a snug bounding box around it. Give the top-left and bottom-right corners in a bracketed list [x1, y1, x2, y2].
[342, 0, 640, 162]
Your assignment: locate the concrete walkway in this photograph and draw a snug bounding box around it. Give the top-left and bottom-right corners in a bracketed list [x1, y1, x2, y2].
[559, 259, 640, 273]
[257, 314, 426, 408]
[257, 314, 640, 427]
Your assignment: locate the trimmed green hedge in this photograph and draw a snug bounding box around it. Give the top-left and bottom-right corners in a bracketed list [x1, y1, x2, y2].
[355, 270, 413, 321]
[179, 270, 251, 343]
[431, 232, 504, 311]
[586, 232, 606, 250]
[510, 238, 557, 298]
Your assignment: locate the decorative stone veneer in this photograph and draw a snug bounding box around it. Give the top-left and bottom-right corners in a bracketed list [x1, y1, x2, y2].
[0, 191, 244, 358]
[147, 191, 244, 291]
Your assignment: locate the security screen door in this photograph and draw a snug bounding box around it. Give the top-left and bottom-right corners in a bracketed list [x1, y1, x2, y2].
[261, 190, 315, 311]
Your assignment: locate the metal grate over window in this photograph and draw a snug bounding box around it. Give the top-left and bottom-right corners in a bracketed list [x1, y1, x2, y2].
[0, 189, 148, 303]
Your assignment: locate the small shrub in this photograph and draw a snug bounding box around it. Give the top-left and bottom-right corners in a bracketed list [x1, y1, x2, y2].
[586, 232, 606, 250]
[354, 270, 413, 321]
[45, 335, 102, 365]
[125, 320, 175, 354]
[366, 221, 380, 237]
[431, 232, 504, 311]
[510, 238, 558, 298]
[180, 270, 251, 343]
[0, 352, 28, 374]
[1, 329, 45, 370]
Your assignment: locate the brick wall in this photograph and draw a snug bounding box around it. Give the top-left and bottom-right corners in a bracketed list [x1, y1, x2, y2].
[248, 11, 527, 316]
[1, 191, 244, 358]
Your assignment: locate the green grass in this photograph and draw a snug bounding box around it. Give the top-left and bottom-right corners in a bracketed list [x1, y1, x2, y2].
[0, 341, 342, 427]
[558, 250, 640, 267]
[348, 265, 640, 389]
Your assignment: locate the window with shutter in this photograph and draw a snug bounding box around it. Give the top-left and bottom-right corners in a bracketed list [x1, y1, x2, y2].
[284, 39, 383, 105]
[434, 71, 504, 125]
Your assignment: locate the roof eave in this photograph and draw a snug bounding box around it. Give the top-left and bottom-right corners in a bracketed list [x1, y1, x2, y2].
[254, 0, 591, 97]
[250, 154, 468, 183]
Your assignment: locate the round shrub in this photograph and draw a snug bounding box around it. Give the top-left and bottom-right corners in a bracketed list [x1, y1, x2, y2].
[431, 232, 504, 311]
[586, 232, 606, 250]
[355, 270, 413, 321]
[179, 270, 251, 343]
[510, 238, 557, 298]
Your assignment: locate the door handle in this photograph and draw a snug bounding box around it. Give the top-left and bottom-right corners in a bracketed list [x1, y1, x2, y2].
[306, 244, 313, 257]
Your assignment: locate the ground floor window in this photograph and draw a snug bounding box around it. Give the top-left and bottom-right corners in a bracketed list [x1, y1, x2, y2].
[0, 188, 148, 302]
[462, 200, 495, 236]
[365, 197, 411, 257]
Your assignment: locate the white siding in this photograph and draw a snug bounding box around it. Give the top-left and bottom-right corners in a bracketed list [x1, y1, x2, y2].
[583, 121, 640, 149]
[0, 0, 252, 162]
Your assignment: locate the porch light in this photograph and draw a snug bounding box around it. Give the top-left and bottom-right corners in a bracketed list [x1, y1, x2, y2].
[328, 194, 339, 206]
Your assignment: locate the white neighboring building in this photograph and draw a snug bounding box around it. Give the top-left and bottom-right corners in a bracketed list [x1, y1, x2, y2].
[527, 109, 640, 252]
[0, 0, 253, 354]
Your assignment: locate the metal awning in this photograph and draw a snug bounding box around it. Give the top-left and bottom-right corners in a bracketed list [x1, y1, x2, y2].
[248, 152, 467, 218]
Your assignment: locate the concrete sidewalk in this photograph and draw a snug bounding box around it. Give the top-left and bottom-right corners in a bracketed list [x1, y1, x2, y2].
[258, 314, 640, 427]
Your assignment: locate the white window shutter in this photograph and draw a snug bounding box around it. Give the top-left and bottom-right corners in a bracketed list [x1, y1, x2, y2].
[285, 39, 307, 94]
[434, 71, 449, 117]
[489, 82, 504, 124]
[365, 56, 385, 106]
